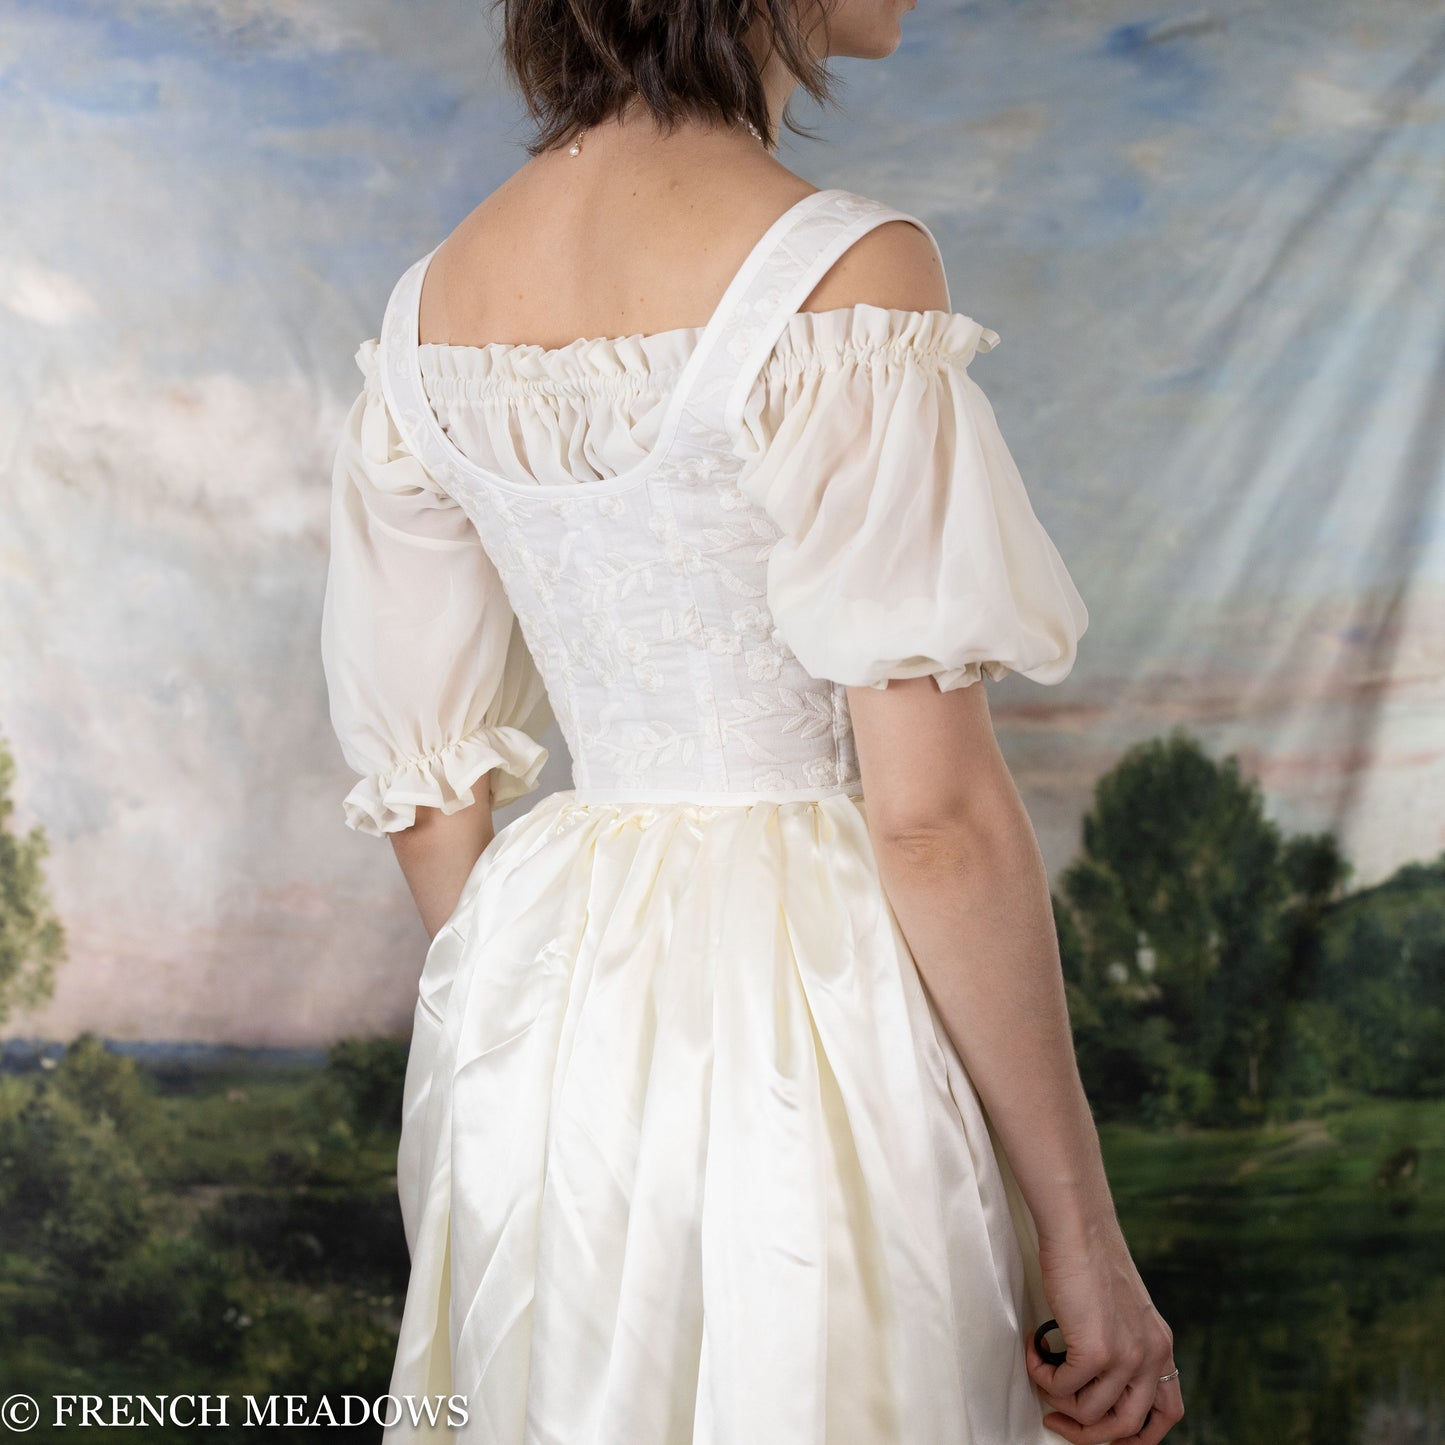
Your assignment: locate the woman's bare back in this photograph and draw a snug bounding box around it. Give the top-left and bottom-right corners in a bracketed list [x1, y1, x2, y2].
[416, 117, 947, 352]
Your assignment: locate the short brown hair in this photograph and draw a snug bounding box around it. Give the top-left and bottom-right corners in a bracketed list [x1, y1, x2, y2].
[494, 0, 838, 157]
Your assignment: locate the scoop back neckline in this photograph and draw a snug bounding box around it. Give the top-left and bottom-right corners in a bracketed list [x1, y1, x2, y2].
[392, 188, 857, 498]
[381, 189, 998, 501]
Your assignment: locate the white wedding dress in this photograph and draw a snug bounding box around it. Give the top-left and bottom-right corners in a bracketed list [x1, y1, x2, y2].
[321, 188, 1089, 1444]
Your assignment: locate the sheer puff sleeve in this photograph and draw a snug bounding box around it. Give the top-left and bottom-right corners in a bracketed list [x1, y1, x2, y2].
[736, 307, 1088, 692]
[321, 339, 552, 836]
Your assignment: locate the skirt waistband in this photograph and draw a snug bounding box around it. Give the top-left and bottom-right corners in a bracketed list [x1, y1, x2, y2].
[565, 781, 864, 806]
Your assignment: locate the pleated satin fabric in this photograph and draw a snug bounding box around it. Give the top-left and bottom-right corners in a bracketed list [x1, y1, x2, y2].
[388, 790, 1060, 1445]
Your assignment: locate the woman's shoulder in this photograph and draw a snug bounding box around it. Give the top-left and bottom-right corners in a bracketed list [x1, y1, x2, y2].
[795, 194, 950, 319]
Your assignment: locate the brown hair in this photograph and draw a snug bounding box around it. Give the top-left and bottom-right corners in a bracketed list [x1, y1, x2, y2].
[493, 0, 838, 157]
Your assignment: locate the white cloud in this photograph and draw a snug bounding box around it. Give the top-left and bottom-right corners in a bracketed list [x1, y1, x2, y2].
[2, 264, 99, 325]
[1277, 73, 1382, 134]
[24, 361, 347, 543]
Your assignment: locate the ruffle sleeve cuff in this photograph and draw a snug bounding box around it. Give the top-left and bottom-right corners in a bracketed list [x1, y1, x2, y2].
[341, 724, 549, 838]
[859, 658, 1013, 692]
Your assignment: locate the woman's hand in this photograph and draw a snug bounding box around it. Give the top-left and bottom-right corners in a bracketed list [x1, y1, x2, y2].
[1026, 1224, 1184, 1444]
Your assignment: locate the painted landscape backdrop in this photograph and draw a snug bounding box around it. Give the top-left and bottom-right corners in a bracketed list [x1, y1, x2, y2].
[1, 0, 1442, 1441]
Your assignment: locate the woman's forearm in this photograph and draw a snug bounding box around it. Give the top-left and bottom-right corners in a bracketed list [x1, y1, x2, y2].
[388, 784, 497, 941]
[869, 799, 1122, 1252]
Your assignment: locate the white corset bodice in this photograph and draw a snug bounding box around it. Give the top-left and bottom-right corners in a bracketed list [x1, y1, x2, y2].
[434, 459, 857, 795]
[376, 190, 933, 797]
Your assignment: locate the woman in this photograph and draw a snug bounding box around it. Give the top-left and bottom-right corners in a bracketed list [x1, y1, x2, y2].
[320, 0, 1183, 1441]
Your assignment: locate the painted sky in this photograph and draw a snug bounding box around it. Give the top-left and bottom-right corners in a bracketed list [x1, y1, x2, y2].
[2, 0, 1442, 1046]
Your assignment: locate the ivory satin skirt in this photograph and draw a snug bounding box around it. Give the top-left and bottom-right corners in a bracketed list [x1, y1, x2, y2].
[383, 787, 1061, 1445]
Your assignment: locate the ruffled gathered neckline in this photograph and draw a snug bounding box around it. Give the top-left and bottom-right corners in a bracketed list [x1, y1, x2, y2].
[389, 302, 1004, 491]
[416, 303, 999, 397]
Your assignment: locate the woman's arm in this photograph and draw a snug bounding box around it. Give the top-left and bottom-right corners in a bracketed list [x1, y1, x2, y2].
[388, 779, 496, 942]
[848, 675, 1113, 1246]
[848, 676, 1179, 1443]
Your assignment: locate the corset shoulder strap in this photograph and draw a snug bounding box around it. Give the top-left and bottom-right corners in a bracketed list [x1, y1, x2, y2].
[661, 189, 950, 457]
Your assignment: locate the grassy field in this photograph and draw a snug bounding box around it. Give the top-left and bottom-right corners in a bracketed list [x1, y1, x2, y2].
[2, 1055, 1441, 1443]
[1101, 1095, 1444, 1445]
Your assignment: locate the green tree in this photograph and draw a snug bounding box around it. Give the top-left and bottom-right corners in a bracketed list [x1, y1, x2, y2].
[53, 1031, 160, 1135]
[1058, 729, 1347, 1123]
[1307, 855, 1445, 1096]
[0, 1084, 151, 1277]
[0, 733, 65, 1035]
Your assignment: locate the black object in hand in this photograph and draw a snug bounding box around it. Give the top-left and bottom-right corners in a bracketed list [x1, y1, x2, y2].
[1033, 1318, 1068, 1366]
